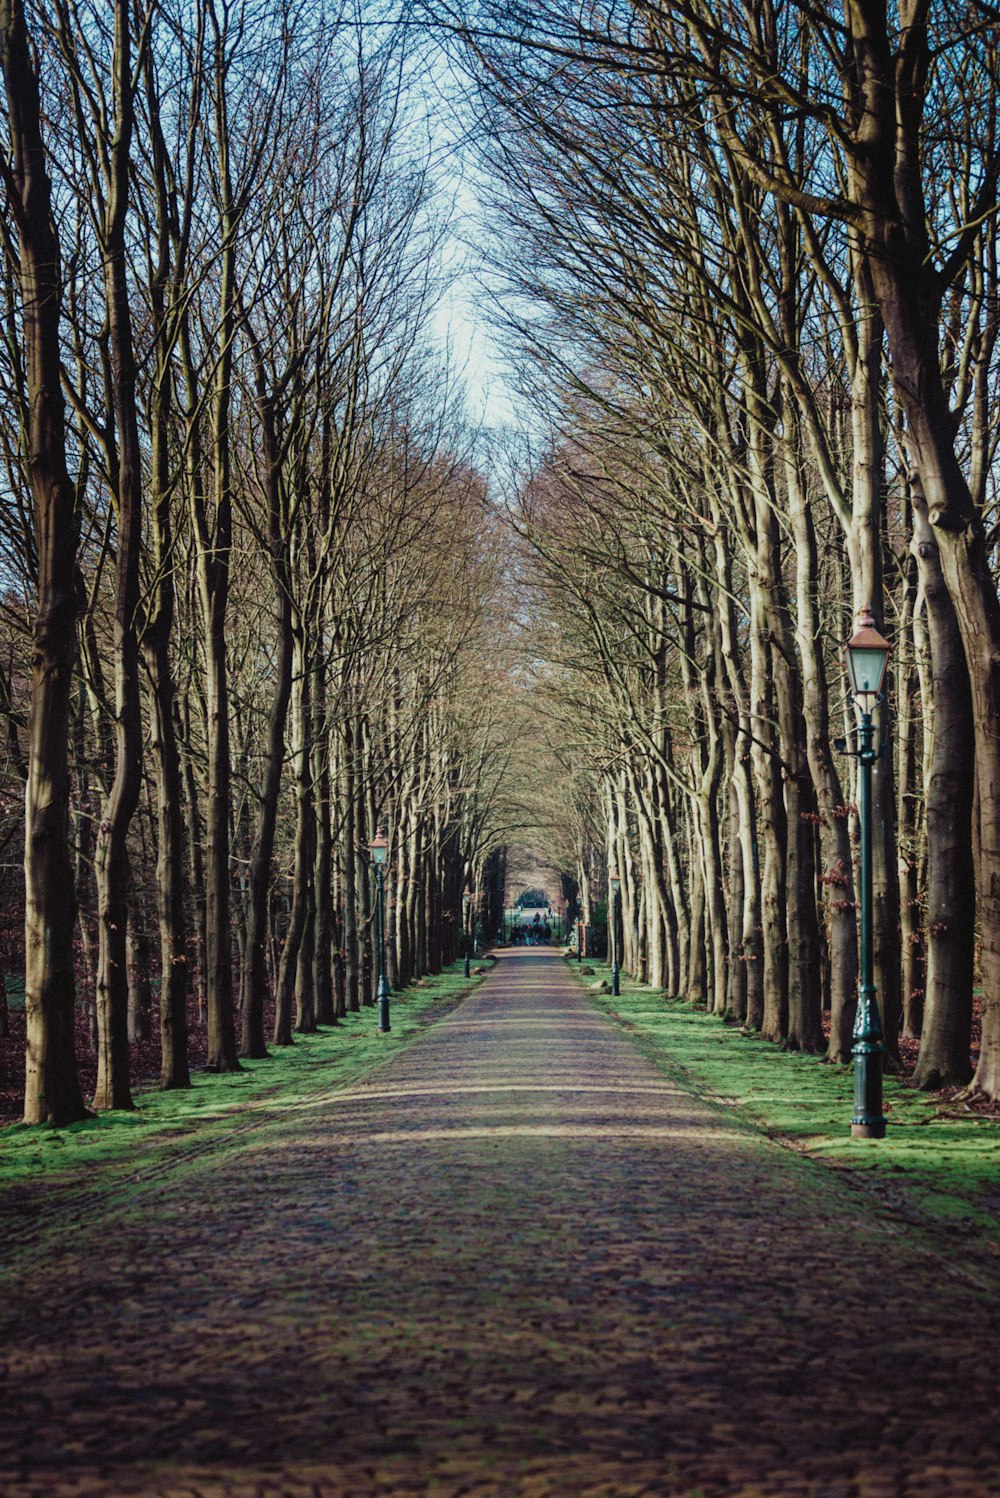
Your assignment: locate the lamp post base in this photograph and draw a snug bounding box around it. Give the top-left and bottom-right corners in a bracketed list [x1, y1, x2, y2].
[377, 980, 391, 1034]
[611, 962, 620, 997]
[852, 987, 885, 1140]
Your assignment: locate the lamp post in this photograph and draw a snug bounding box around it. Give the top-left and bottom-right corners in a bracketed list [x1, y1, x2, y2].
[843, 606, 891, 1140]
[463, 892, 471, 978]
[609, 868, 621, 996]
[370, 828, 391, 1033]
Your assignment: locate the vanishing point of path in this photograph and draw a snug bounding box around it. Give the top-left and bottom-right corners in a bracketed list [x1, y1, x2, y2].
[2, 950, 999, 1498]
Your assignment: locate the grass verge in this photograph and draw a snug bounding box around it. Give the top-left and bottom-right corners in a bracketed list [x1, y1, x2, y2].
[0, 959, 486, 1190]
[570, 956, 1000, 1259]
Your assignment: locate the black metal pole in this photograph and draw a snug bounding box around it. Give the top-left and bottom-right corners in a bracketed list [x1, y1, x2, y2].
[375, 863, 391, 1033]
[611, 889, 620, 996]
[852, 710, 885, 1138]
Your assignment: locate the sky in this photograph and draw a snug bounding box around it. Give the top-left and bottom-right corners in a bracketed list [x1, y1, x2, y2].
[432, 249, 519, 434]
[420, 34, 525, 442]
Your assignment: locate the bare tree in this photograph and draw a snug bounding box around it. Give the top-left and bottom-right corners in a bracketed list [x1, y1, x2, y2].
[1, 0, 88, 1123]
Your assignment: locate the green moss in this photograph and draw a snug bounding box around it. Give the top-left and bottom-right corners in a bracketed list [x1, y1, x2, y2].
[577, 963, 1000, 1249]
[0, 959, 482, 1188]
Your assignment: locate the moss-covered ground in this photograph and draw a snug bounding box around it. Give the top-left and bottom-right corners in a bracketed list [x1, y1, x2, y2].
[0, 958, 488, 1190]
[571, 956, 1000, 1260]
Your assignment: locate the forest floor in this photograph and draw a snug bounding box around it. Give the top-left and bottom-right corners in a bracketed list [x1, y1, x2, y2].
[2, 948, 999, 1498]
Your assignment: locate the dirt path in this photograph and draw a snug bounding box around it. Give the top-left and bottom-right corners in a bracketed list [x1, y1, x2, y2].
[2, 949, 998, 1497]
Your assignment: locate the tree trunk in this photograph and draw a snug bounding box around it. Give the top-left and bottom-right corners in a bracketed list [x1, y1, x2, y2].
[200, 563, 238, 1070]
[710, 521, 761, 1026]
[313, 751, 336, 1026]
[274, 629, 311, 1045]
[191, 21, 240, 1074]
[910, 484, 975, 1089]
[656, 766, 687, 994]
[93, 0, 145, 1112]
[238, 437, 293, 1054]
[684, 825, 707, 1003]
[176, 694, 207, 1025]
[3, 0, 88, 1125]
[895, 533, 924, 1041]
[126, 903, 153, 1045]
[723, 727, 746, 1020]
[72, 644, 98, 1052]
[294, 644, 318, 1035]
[342, 717, 360, 1012]
[748, 574, 788, 1039]
[847, 25, 985, 1083]
[146, 629, 191, 1089]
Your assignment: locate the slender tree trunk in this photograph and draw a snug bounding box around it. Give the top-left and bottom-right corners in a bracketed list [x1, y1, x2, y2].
[176, 694, 207, 1024]
[126, 903, 153, 1044]
[710, 521, 761, 1026]
[192, 18, 240, 1073]
[342, 717, 360, 1012]
[785, 441, 855, 1056]
[684, 820, 707, 1003]
[723, 726, 746, 1020]
[139, 8, 192, 1090]
[147, 635, 191, 1088]
[295, 877, 317, 1033]
[275, 629, 311, 1044]
[748, 576, 788, 1038]
[895, 528, 924, 1041]
[840, 257, 901, 1064]
[3, 0, 88, 1124]
[294, 646, 318, 1035]
[660, 772, 688, 991]
[200, 557, 238, 1069]
[313, 751, 336, 1025]
[238, 422, 293, 1060]
[72, 648, 98, 1050]
[93, 0, 146, 1111]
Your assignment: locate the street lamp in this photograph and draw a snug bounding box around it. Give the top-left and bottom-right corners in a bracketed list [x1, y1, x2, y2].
[609, 868, 621, 996]
[844, 605, 891, 1140]
[370, 828, 391, 1034]
[463, 892, 471, 978]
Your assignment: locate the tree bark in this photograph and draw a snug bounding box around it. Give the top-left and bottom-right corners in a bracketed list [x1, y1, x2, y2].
[910, 483, 975, 1089]
[126, 903, 153, 1045]
[92, 0, 145, 1112]
[274, 627, 311, 1045]
[2, 0, 88, 1125]
[238, 356, 294, 1057]
[846, 2, 991, 1087]
[784, 433, 854, 1055]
